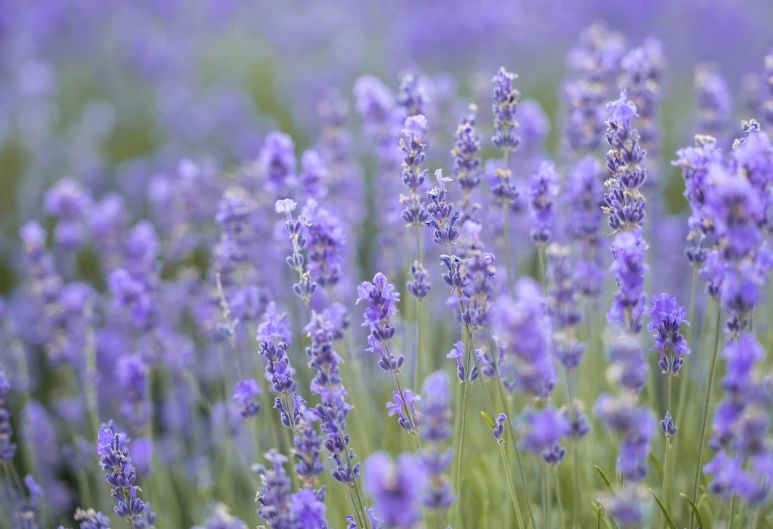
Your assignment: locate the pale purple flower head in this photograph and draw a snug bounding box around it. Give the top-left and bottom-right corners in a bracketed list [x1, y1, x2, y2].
[517, 407, 571, 463]
[647, 293, 690, 374]
[364, 452, 427, 528]
[232, 379, 262, 419]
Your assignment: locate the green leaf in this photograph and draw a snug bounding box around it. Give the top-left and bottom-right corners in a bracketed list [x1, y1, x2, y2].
[679, 493, 704, 529]
[649, 451, 664, 481]
[481, 411, 495, 430]
[650, 489, 677, 529]
[597, 504, 602, 529]
[594, 465, 615, 495]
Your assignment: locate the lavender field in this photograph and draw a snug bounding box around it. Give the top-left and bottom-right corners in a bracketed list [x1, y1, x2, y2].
[2, 1, 773, 528]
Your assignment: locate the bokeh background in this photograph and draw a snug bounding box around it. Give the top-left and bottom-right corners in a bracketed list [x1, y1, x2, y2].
[2, 0, 773, 291]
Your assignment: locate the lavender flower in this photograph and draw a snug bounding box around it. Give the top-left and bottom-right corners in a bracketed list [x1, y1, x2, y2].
[396, 73, 429, 119]
[364, 452, 428, 528]
[546, 245, 584, 369]
[406, 261, 431, 299]
[96, 428, 147, 524]
[493, 279, 555, 398]
[426, 170, 461, 247]
[398, 114, 430, 240]
[116, 354, 151, 429]
[490, 67, 520, 205]
[256, 450, 294, 527]
[299, 149, 328, 200]
[647, 293, 690, 375]
[528, 161, 560, 245]
[276, 198, 316, 304]
[0, 367, 17, 461]
[357, 273, 402, 373]
[259, 131, 297, 199]
[44, 177, 92, 251]
[695, 63, 733, 138]
[292, 411, 325, 487]
[603, 91, 647, 233]
[517, 407, 570, 465]
[420, 371, 456, 510]
[232, 379, 262, 418]
[74, 508, 113, 529]
[451, 104, 483, 212]
[607, 231, 648, 334]
[302, 199, 345, 289]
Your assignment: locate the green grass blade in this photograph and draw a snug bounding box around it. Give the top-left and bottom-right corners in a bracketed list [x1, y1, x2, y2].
[481, 411, 495, 430]
[650, 489, 677, 529]
[679, 492, 704, 529]
[649, 450, 664, 482]
[594, 465, 614, 495]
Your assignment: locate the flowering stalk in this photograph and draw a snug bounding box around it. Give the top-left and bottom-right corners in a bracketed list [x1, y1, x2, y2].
[491, 67, 521, 289]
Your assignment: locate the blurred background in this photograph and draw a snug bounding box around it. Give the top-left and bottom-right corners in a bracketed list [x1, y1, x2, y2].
[2, 0, 773, 292]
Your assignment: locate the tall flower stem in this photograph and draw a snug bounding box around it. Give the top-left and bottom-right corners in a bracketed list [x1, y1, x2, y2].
[498, 441, 526, 529]
[542, 464, 549, 529]
[454, 378, 470, 529]
[566, 374, 580, 529]
[554, 467, 566, 529]
[675, 266, 699, 438]
[728, 495, 737, 529]
[689, 303, 723, 529]
[495, 380, 537, 528]
[414, 224, 424, 389]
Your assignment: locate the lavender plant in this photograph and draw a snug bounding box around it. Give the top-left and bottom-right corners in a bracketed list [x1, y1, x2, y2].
[6, 13, 773, 529]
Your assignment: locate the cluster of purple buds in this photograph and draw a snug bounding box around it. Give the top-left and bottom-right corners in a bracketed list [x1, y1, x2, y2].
[492, 279, 556, 398]
[232, 379, 262, 419]
[695, 63, 733, 138]
[489, 67, 520, 205]
[619, 38, 664, 161]
[647, 293, 690, 375]
[74, 508, 113, 529]
[446, 341, 478, 384]
[563, 23, 626, 154]
[0, 368, 16, 461]
[460, 243, 496, 329]
[672, 135, 723, 267]
[602, 91, 648, 233]
[607, 231, 648, 335]
[299, 149, 328, 200]
[420, 371, 456, 510]
[292, 410, 326, 487]
[301, 199, 345, 290]
[357, 273, 402, 373]
[426, 170, 461, 247]
[528, 161, 560, 245]
[451, 104, 483, 213]
[364, 452, 427, 528]
[546, 245, 584, 369]
[260, 341, 296, 396]
[386, 389, 422, 433]
[594, 395, 655, 482]
[96, 428, 147, 524]
[517, 407, 571, 466]
[396, 72, 429, 119]
[276, 199, 316, 304]
[398, 115, 430, 230]
[116, 354, 151, 429]
[406, 261, 431, 299]
[259, 131, 297, 200]
[705, 333, 773, 505]
[44, 177, 92, 252]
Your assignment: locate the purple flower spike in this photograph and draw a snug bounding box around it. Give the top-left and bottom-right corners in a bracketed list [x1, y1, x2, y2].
[647, 293, 690, 375]
[364, 452, 427, 528]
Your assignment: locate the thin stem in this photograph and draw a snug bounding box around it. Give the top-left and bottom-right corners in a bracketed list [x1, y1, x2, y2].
[554, 466, 566, 529]
[661, 439, 671, 529]
[542, 464, 549, 529]
[689, 304, 722, 529]
[498, 442, 526, 529]
[495, 380, 537, 528]
[348, 488, 366, 529]
[454, 380, 470, 529]
[566, 373, 580, 529]
[729, 495, 737, 529]
[414, 298, 423, 397]
[537, 245, 547, 289]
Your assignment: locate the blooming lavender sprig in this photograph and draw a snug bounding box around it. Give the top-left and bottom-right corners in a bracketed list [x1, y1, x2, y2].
[44, 177, 92, 252]
[256, 450, 329, 529]
[528, 160, 560, 246]
[357, 273, 402, 373]
[647, 294, 690, 376]
[74, 508, 113, 529]
[0, 368, 17, 461]
[446, 342, 479, 383]
[232, 379, 262, 419]
[546, 245, 584, 369]
[489, 67, 520, 208]
[426, 170, 461, 248]
[695, 63, 733, 139]
[96, 428, 147, 524]
[116, 354, 151, 430]
[259, 132, 297, 200]
[704, 333, 773, 506]
[517, 407, 570, 466]
[451, 104, 483, 223]
[420, 371, 456, 511]
[276, 199, 316, 305]
[566, 156, 605, 298]
[396, 73, 429, 119]
[292, 410, 325, 488]
[301, 199, 345, 290]
[406, 261, 431, 299]
[399, 115, 430, 227]
[564, 23, 626, 155]
[364, 452, 427, 528]
[672, 135, 723, 268]
[607, 231, 648, 334]
[493, 279, 555, 398]
[602, 91, 647, 233]
[619, 38, 664, 162]
[259, 338, 299, 427]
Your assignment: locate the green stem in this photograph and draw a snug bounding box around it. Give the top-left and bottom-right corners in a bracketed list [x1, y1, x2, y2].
[414, 298, 423, 393]
[566, 373, 580, 529]
[499, 442, 526, 529]
[538, 245, 546, 289]
[554, 466, 566, 529]
[454, 379, 470, 529]
[661, 439, 671, 529]
[689, 304, 722, 529]
[675, 267, 698, 441]
[495, 380, 537, 528]
[729, 495, 737, 529]
[543, 464, 549, 529]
